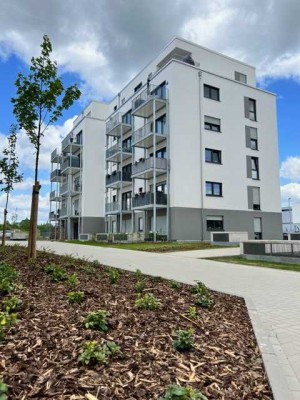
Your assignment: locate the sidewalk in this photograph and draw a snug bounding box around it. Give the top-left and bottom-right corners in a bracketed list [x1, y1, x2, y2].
[10, 241, 300, 399]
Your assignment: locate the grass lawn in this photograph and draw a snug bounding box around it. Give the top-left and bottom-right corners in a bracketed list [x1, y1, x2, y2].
[64, 240, 223, 253]
[0, 245, 272, 399]
[208, 255, 300, 272]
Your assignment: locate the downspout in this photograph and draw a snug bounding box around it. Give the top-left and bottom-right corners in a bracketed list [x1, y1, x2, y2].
[198, 71, 204, 242]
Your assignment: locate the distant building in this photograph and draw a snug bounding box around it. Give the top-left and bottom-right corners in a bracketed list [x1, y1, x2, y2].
[282, 203, 300, 234]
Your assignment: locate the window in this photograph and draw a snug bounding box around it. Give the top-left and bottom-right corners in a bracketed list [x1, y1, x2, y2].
[155, 114, 166, 134]
[244, 97, 257, 121]
[206, 216, 224, 231]
[245, 126, 258, 150]
[113, 105, 117, 111]
[122, 136, 132, 150]
[204, 84, 220, 101]
[254, 217, 262, 240]
[112, 195, 117, 203]
[121, 97, 125, 105]
[122, 163, 132, 178]
[235, 71, 247, 84]
[156, 183, 166, 193]
[134, 82, 142, 92]
[205, 148, 221, 164]
[153, 81, 166, 100]
[247, 156, 259, 180]
[204, 116, 221, 132]
[138, 217, 144, 232]
[122, 191, 131, 211]
[156, 147, 167, 159]
[122, 110, 132, 125]
[206, 181, 222, 197]
[76, 131, 82, 144]
[248, 186, 260, 210]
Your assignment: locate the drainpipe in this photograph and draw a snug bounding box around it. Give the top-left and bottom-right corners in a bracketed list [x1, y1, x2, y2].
[198, 71, 204, 242]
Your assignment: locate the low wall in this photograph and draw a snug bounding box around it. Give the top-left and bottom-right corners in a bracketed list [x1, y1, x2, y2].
[241, 240, 300, 260]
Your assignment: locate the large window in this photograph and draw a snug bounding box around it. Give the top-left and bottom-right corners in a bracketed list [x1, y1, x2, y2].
[204, 116, 221, 132]
[254, 217, 262, 239]
[122, 191, 132, 211]
[206, 216, 224, 231]
[244, 97, 257, 121]
[206, 181, 222, 197]
[150, 147, 167, 159]
[251, 157, 259, 180]
[122, 136, 132, 150]
[204, 84, 220, 101]
[205, 148, 221, 164]
[246, 126, 258, 150]
[155, 114, 166, 134]
[248, 186, 260, 210]
[153, 81, 167, 100]
[122, 110, 132, 125]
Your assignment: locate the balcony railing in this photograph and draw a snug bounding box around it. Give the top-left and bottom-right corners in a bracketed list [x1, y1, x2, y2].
[60, 183, 69, 195]
[132, 192, 167, 208]
[49, 211, 60, 220]
[50, 190, 59, 201]
[51, 148, 61, 163]
[50, 169, 61, 181]
[132, 157, 167, 176]
[132, 84, 167, 115]
[61, 156, 81, 172]
[60, 207, 68, 217]
[62, 133, 82, 152]
[106, 112, 132, 136]
[105, 202, 120, 213]
[106, 171, 132, 186]
[106, 143, 132, 159]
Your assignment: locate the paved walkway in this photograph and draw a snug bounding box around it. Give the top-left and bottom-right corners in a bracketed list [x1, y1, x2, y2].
[10, 241, 300, 399]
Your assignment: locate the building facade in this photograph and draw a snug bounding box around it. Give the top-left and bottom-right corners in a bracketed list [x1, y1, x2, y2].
[50, 37, 283, 241]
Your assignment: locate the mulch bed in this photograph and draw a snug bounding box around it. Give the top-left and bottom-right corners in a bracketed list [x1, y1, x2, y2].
[0, 245, 272, 399]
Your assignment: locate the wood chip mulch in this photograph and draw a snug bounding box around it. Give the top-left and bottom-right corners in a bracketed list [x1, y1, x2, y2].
[0, 245, 273, 399]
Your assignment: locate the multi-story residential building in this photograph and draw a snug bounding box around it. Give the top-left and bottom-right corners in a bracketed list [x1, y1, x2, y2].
[50, 37, 283, 241]
[49, 101, 108, 239]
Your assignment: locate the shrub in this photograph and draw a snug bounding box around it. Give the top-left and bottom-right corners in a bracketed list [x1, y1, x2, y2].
[0, 263, 18, 295]
[172, 329, 194, 352]
[159, 384, 207, 400]
[186, 306, 197, 320]
[195, 295, 214, 309]
[191, 281, 208, 296]
[44, 264, 67, 282]
[0, 380, 7, 400]
[135, 293, 159, 310]
[67, 291, 85, 304]
[0, 311, 17, 341]
[107, 268, 121, 284]
[151, 276, 163, 283]
[67, 273, 79, 287]
[2, 296, 22, 313]
[134, 269, 143, 279]
[79, 341, 119, 365]
[134, 280, 145, 293]
[170, 280, 181, 289]
[84, 310, 109, 332]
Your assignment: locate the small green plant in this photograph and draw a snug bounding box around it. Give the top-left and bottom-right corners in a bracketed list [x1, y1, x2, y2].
[152, 276, 163, 283]
[0, 263, 18, 295]
[2, 296, 22, 313]
[84, 310, 109, 332]
[0, 380, 7, 400]
[134, 280, 145, 293]
[67, 291, 85, 304]
[79, 340, 119, 365]
[195, 295, 214, 309]
[191, 281, 208, 296]
[67, 273, 79, 286]
[186, 306, 197, 320]
[107, 268, 120, 284]
[170, 280, 181, 289]
[172, 329, 194, 352]
[159, 384, 208, 400]
[0, 311, 17, 341]
[135, 293, 159, 310]
[84, 265, 97, 276]
[134, 268, 143, 279]
[44, 264, 67, 282]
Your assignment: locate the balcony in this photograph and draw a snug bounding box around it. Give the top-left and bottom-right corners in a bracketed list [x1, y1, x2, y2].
[132, 192, 167, 210]
[105, 171, 132, 188]
[105, 202, 120, 214]
[61, 133, 82, 153]
[50, 169, 62, 182]
[106, 142, 132, 163]
[51, 148, 61, 163]
[132, 84, 167, 118]
[60, 207, 68, 218]
[49, 211, 60, 220]
[106, 112, 132, 137]
[132, 121, 167, 148]
[132, 157, 167, 179]
[61, 156, 81, 174]
[50, 190, 60, 201]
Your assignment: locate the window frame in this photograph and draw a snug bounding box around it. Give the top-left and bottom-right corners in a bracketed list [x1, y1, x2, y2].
[206, 181, 222, 197]
[204, 84, 220, 101]
[251, 157, 259, 180]
[205, 148, 222, 164]
[249, 98, 257, 121]
[206, 216, 224, 231]
[204, 116, 221, 132]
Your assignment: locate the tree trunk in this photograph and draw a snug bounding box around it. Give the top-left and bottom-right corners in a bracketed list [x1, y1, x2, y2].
[1, 208, 8, 246]
[27, 186, 35, 258]
[28, 182, 40, 259]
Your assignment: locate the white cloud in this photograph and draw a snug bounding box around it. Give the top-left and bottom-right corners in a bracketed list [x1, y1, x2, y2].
[280, 156, 300, 181]
[281, 183, 300, 204]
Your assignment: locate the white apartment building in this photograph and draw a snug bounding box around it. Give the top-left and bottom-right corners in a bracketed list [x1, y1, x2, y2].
[50, 37, 283, 241]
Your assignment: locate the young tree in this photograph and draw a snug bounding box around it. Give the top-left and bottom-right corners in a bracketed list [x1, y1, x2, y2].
[11, 35, 81, 258]
[0, 125, 23, 246]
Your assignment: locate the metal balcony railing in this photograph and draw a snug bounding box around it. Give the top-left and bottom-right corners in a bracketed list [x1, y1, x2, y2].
[60, 207, 68, 217]
[50, 169, 61, 180]
[51, 148, 61, 163]
[106, 143, 132, 159]
[49, 211, 60, 220]
[61, 133, 82, 151]
[60, 183, 69, 194]
[105, 202, 120, 213]
[132, 157, 167, 176]
[61, 156, 81, 171]
[106, 171, 131, 186]
[106, 112, 132, 134]
[132, 84, 167, 113]
[50, 190, 59, 200]
[132, 192, 167, 208]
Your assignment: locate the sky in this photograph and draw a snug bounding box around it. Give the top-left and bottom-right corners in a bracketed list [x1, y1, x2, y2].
[0, 0, 300, 223]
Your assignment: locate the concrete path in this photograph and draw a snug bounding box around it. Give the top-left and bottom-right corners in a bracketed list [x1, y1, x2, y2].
[9, 241, 300, 399]
[164, 246, 240, 258]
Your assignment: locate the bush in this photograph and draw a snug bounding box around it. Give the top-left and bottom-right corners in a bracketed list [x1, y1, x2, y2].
[191, 281, 208, 296]
[135, 293, 159, 310]
[107, 268, 121, 284]
[0, 380, 7, 400]
[84, 310, 109, 332]
[134, 269, 143, 279]
[0, 311, 17, 341]
[79, 341, 119, 365]
[195, 295, 214, 309]
[67, 291, 85, 304]
[186, 306, 197, 320]
[0, 263, 18, 295]
[159, 384, 207, 400]
[2, 296, 22, 313]
[172, 329, 194, 352]
[44, 264, 67, 282]
[134, 280, 145, 293]
[170, 280, 181, 289]
[67, 273, 79, 286]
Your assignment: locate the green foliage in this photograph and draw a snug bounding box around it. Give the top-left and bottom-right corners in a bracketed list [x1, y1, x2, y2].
[107, 267, 121, 284]
[0, 311, 17, 341]
[134, 280, 145, 293]
[170, 280, 181, 289]
[0, 380, 7, 400]
[159, 384, 208, 400]
[67, 273, 79, 287]
[191, 281, 208, 296]
[79, 341, 119, 365]
[18, 218, 30, 231]
[134, 268, 143, 279]
[84, 310, 109, 332]
[152, 276, 163, 283]
[186, 306, 197, 320]
[2, 296, 22, 313]
[195, 295, 214, 309]
[44, 264, 67, 282]
[67, 291, 85, 304]
[172, 329, 194, 352]
[135, 293, 159, 310]
[0, 262, 18, 295]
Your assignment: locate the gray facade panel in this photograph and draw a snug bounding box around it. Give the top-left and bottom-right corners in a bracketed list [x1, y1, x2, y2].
[81, 217, 105, 234]
[170, 207, 282, 241]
